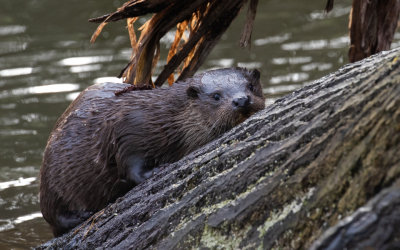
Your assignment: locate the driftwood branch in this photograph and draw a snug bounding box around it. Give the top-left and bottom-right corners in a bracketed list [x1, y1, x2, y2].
[89, 0, 254, 87]
[38, 47, 400, 249]
[326, 0, 400, 63]
[348, 0, 400, 62]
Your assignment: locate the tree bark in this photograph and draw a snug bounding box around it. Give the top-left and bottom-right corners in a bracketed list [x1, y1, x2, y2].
[37, 47, 400, 249]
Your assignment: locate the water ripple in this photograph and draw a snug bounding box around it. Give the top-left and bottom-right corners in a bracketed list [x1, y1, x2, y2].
[237, 62, 262, 69]
[66, 92, 80, 101]
[0, 212, 42, 232]
[0, 25, 26, 36]
[0, 177, 36, 191]
[264, 84, 303, 95]
[59, 56, 113, 66]
[14, 212, 43, 224]
[93, 77, 123, 84]
[0, 129, 37, 136]
[70, 64, 102, 73]
[309, 5, 351, 20]
[0, 67, 34, 77]
[272, 57, 312, 65]
[270, 72, 309, 84]
[254, 33, 291, 46]
[301, 62, 332, 71]
[281, 36, 349, 51]
[0, 83, 80, 98]
[0, 41, 28, 55]
[208, 58, 234, 68]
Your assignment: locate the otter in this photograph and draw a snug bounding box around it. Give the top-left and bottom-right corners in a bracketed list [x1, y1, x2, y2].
[40, 67, 265, 236]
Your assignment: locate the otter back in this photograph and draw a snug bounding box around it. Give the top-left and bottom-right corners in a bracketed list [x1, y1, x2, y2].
[40, 67, 265, 236]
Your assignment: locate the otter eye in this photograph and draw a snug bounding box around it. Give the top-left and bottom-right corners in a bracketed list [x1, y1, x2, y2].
[248, 83, 255, 92]
[213, 93, 221, 101]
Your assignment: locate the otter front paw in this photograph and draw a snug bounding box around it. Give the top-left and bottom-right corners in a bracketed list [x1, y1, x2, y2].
[125, 155, 154, 184]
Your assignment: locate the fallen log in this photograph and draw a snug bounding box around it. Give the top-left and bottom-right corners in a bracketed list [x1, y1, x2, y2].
[311, 183, 400, 250]
[37, 47, 400, 249]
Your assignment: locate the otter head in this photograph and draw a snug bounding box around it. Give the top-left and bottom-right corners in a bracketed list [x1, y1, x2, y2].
[186, 68, 265, 135]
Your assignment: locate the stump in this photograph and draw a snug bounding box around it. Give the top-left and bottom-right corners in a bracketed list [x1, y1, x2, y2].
[37, 47, 400, 249]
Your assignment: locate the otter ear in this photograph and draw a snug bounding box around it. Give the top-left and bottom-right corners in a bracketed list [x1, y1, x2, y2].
[251, 69, 260, 80]
[187, 85, 200, 99]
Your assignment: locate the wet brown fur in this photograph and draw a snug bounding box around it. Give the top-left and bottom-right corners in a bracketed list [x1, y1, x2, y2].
[40, 67, 265, 236]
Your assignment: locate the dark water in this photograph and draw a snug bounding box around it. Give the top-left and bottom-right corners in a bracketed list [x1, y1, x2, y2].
[0, 0, 382, 248]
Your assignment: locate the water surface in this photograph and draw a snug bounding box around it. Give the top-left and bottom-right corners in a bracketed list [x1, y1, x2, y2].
[0, 0, 381, 247]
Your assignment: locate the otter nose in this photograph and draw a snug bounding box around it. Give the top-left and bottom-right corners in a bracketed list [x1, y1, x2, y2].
[232, 96, 250, 108]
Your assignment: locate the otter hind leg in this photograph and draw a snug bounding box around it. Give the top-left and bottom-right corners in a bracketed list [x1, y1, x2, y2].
[54, 210, 93, 237]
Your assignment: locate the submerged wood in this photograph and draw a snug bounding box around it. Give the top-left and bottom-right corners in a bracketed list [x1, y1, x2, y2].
[37, 48, 400, 249]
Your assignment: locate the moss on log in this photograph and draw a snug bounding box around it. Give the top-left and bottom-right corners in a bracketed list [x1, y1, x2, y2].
[37, 47, 400, 249]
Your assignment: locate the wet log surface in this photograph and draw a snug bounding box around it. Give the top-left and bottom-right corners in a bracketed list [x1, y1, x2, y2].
[38, 47, 400, 249]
